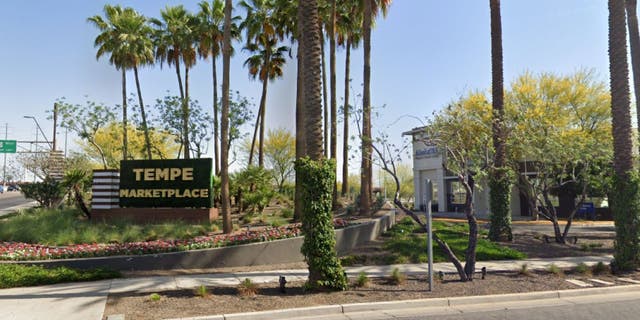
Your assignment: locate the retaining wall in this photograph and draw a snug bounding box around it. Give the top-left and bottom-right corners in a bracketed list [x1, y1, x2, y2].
[7, 210, 395, 271]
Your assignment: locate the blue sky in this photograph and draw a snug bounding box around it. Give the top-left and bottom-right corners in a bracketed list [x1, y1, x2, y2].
[0, 1, 609, 177]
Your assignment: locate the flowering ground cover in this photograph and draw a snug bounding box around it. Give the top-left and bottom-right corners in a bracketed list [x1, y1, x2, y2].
[0, 218, 350, 261]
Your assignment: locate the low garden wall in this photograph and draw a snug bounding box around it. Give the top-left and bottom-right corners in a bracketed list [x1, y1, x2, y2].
[7, 210, 395, 271]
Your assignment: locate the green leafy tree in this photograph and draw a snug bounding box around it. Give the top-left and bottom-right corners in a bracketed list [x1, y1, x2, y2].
[507, 71, 612, 244]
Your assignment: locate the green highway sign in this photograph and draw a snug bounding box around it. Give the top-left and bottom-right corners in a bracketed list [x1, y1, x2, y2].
[0, 140, 16, 153]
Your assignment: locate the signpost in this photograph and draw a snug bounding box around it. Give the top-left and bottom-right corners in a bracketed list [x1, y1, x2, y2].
[0, 140, 16, 153]
[424, 179, 434, 292]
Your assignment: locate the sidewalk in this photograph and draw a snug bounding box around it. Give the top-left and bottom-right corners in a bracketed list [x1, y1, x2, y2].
[0, 255, 615, 320]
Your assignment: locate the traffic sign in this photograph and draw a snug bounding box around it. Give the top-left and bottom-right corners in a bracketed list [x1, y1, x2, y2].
[0, 140, 16, 153]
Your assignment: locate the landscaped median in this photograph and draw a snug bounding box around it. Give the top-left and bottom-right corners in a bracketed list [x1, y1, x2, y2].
[0, 207, 392, 271]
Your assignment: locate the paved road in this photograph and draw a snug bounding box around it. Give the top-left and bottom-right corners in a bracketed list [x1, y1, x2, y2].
[299, 290, 640, 320]
[0, 192, 36, 216]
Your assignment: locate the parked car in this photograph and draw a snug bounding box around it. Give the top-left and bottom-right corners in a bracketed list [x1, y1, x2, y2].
[7, 185, 19, 192]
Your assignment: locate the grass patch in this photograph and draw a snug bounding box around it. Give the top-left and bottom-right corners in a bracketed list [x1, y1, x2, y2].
[381, 217, 526, 264]
[574, 263, 591, 275]
[0, 208, 216, 245]
[149, 293, 162, 301]
[194, 285, 209, 298]
[0, 264, 120, 288]
[592, 262, 609, 275]
[388, 268, 406, 285]
[548, 263, 564, 276]
[519, 263, 531, 276]
[238, 278, 258, 297]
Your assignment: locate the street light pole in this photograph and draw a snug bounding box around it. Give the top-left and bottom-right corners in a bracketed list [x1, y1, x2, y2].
[23, 116, 52, 150]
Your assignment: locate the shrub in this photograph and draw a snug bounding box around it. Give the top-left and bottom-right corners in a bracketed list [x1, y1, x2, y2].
[149, 293, 161, 302]
[610, 173, 640, 271]
[574, 263, 590, 275]
[592, 262, 609, 275]
[518, 263, 531, 276]
[238, 278, 258, 297]
[19, 177, 65, 208]
[297, 158, 348, 291]
[548, 263, 563, 276]
[389, 268, 406, 285]
[354, 272, 369, 288]
[280, 208, 294, 219]
[194, 285, 209, 298]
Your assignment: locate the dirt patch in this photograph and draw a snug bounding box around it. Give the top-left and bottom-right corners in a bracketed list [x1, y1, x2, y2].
[103, 270, 640, 320]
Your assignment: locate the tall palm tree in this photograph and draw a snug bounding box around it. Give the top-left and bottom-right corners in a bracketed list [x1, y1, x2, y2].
[88, 5, 130, 161]
[196, 1, 242, 172]
[240, 0, 289, 168]
[336, 0, 362, 197]
[609, 0, 639, 271]
[488, 0, 512, 241]
[626, 0, 640, 150]
[197, 0, 225, 173]
[151, 6, 198, 159]
[360, 0, 391, 215]
[244, 41, 289, 167]
[119, 9, 155, 160]
[221, 0, 234, 234]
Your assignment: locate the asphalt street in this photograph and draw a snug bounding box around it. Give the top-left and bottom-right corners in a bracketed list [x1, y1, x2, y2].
[0, 192, 35, 216]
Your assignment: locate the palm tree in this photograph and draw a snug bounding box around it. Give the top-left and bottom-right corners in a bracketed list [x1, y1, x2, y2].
[197, 0, 225, 173]
[336, 0, 362, 197]
[240, 0, 289, 168]
[151, 6, 198, 159]
[196, 0, 242, 173]
[118, 9, 155, 160]
[487, 0, 512, 241]
[626, 0, 640, 150]
[244, 41, 289, 167]
[221, 0, 234, 234]
[360, 0, 391, 215]
[609, 0, 639, 271]
[88, 5, 130, 161]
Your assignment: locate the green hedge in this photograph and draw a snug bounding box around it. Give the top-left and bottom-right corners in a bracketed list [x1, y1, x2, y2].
[296, 158, 347, 291]
[0, 264, 120, 288]
[488, 168, 513, 241]
[611, 172, 640, 271]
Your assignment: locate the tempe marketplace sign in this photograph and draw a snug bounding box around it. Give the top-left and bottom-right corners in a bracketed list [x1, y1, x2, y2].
[119, 159, 213, 208]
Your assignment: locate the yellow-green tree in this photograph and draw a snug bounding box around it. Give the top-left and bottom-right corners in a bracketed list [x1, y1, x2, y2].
[78, 122, 180, 169]
[507, 70, 612, 243]
[263, 128, 295, 192]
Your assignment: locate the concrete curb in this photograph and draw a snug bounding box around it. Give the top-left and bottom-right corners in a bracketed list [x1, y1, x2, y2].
[166, 285, 640, 320]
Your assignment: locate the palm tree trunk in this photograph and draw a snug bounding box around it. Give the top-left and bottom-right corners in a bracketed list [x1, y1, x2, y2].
[626, 0, 640, 152]
[248, 111, 260, 166]
[330, 0, 338, 206]
[609, 0, 639, 271]
[175, 57, 185, 100]
[121, 68, 128, 161]
[341, 40, 351, 197]
[320, 21, 329, 158]
[221, 0, 233, 234]
[183, 66, 191, 159]
[213, 47, 220, 175]
[302, 3, 324, 161]
[488, 0, 513, 242]
[258, 73, 268, 168]
[294, 12, 306, 222]
[360, 0, 373, 215]
[134, 66, 153, 160]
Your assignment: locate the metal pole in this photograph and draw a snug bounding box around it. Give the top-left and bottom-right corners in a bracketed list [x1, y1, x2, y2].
[52, 103, 58, 151]
[34, 128, 38, 183]
[427, 199, 433, 292]
[2, 123, 7, 183]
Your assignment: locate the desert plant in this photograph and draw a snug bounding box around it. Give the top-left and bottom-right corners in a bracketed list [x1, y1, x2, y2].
[548, 263, 563, 276]
[354, 272, 370, 288]
[194, 285, 209, 298]
[19, 177, 65, 208]
[238, 278, 258, 297]
[389, 268, 406, 285]
[149, 293, 161, 301]
[574, 263, 590, 275]
[592, 261, 609, 275]
[518, 263, 531, 276]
